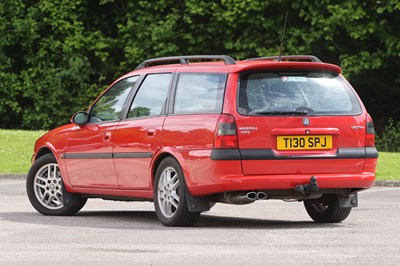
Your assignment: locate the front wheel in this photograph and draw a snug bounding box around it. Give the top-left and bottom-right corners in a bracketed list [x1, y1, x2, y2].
[304, 194, 352, 223]
[26, 154, 87, 216]
[154, 157, 200, 227]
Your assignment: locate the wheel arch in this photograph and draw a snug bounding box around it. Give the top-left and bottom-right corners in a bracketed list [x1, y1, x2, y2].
[35, 147, 54, 160]
[34, 145, 73, 192]
[151, 148, 191, 190]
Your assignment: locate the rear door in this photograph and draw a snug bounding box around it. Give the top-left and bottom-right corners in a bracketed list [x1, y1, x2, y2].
[113, 73, 172, 189]
[236, 70, 366, 175]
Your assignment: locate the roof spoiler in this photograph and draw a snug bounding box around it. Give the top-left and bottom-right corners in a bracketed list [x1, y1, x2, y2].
[245, 55, 322, 63]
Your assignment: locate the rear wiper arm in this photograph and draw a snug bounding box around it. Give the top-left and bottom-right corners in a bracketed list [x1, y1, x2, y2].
[255, 110, 308, 116]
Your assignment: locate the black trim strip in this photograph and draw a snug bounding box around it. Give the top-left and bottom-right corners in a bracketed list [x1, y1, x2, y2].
[365, 147, 379, 158]
[61, 152, 153, 159]
[209, 149, 241, 160]
[62, 153, 112, 159]
[113, 152, 153, 159]
[211, 147, 378, 160]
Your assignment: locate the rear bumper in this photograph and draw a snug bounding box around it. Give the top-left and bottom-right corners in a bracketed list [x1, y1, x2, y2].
[211, 147, 379, 160]
[182, 148, 377, 197]
[188, 172, 375, 196]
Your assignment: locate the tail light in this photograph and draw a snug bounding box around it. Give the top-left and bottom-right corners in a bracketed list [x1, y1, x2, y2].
[213, 114, 238, 149]
[365, 114, 375, 147]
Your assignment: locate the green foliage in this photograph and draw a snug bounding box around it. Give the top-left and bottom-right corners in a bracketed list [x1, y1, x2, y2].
[0, 0, 118, 129]
[0, 0, 400, 130]
[376, 118, 400, 152]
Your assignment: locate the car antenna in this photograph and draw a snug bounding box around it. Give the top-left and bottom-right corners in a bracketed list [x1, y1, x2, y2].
[278, 12, 289, 62]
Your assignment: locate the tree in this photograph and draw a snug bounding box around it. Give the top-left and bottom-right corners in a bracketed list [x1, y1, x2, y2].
[0, 0, 118, 129]
[1, 0, 399, 130]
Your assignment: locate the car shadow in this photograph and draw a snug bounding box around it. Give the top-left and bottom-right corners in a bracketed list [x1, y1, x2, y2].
[196, 214, 338, 229]
[1, 210, 342, 230]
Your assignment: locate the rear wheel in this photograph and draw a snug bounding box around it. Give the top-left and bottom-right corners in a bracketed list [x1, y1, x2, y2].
[26, 154, 87, 216]
[154, 157, 200, 227]
[304, 194, 352, 223]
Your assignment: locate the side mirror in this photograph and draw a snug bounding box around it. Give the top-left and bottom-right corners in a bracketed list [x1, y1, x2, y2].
[71, 111, 89, 126]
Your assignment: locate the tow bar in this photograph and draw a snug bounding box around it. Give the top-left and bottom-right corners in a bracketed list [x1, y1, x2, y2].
[294, 176, 319, 195]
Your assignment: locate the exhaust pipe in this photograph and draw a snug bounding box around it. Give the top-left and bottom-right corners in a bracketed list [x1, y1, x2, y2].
[216, 191, 267, 205]
[220, 193, 255, 205]
[246, 192, 257, 201]
[247, 191, 267, 200]
[257, 192, 267, 200]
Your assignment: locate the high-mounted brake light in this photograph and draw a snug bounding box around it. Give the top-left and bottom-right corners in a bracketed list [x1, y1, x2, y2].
[365, 114, 375, 147]
[213, 114, 238, 149]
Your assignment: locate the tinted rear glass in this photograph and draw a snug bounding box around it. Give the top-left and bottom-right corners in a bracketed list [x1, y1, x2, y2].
[238, 72, 362, 116]
[174, 73, 227, 114]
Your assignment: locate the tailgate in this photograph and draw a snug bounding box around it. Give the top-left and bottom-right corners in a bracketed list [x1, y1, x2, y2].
[237, 116, 366, 175]
[235, 70, 367, 175]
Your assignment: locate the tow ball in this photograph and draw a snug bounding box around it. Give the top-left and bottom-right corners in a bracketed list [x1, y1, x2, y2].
[294, 176, 319, 195]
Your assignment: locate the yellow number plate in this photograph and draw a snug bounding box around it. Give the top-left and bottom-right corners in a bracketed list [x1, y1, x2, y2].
[277, 135, 332, 150]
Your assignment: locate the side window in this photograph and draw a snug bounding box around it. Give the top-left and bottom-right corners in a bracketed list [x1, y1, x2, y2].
[128, 73, 172, 118]
[174, 73, 227, 114]
[90, 76, 138, 123]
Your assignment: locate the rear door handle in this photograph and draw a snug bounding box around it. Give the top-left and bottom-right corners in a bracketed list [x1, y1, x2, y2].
[147, 129, 156, 137]
[104, 131, 112, 141]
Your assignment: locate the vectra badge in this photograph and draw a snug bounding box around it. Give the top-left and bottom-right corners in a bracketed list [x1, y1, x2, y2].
[303, 118, 310, 126]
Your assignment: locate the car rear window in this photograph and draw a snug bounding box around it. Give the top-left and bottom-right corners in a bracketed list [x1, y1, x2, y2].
[238, 72, 362, 116]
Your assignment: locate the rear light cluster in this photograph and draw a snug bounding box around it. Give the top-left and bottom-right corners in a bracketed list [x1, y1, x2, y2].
[213, 114, 238, 149]
[365, 114, 375, 147]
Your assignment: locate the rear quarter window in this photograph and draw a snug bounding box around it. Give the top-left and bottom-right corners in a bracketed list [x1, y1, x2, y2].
[238, 72, 362, 116]
[173, 73, 227, 114]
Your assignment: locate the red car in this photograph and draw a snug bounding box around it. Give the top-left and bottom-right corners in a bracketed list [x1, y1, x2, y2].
[26, 55, 378, 226]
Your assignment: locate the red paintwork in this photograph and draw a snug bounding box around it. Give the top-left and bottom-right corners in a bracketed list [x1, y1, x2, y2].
[236, 115, 367, 175]
[31, 59, 377, 200]
[188, 172, 375, 196]
[64, 123, 119, 188]
[113, 117, 165, 190]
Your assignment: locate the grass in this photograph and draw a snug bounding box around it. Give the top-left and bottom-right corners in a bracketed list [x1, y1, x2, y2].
[375, 152, 400, 180]
[0, 129, 46, 174]
[0, 129, 398, 180]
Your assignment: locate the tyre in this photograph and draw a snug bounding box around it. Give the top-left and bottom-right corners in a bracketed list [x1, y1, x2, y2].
[154, 157, 200, 227]
[26, 153, 87, 216]
[304, 194, 352, 223]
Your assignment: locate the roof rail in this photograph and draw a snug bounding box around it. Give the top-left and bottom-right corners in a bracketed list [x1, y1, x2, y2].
[135, 55, 237, 69]
[245, 55, 322, 63]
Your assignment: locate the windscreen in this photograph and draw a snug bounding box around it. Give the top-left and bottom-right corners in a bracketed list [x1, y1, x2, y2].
[238, 72, 362, 116]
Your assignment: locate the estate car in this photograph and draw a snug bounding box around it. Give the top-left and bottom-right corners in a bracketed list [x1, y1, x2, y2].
[26, 55, 378, 226]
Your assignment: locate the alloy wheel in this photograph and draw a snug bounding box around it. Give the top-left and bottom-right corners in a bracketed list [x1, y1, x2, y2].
[33, 163, 63, 210]
[157, 166, 180, 218]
